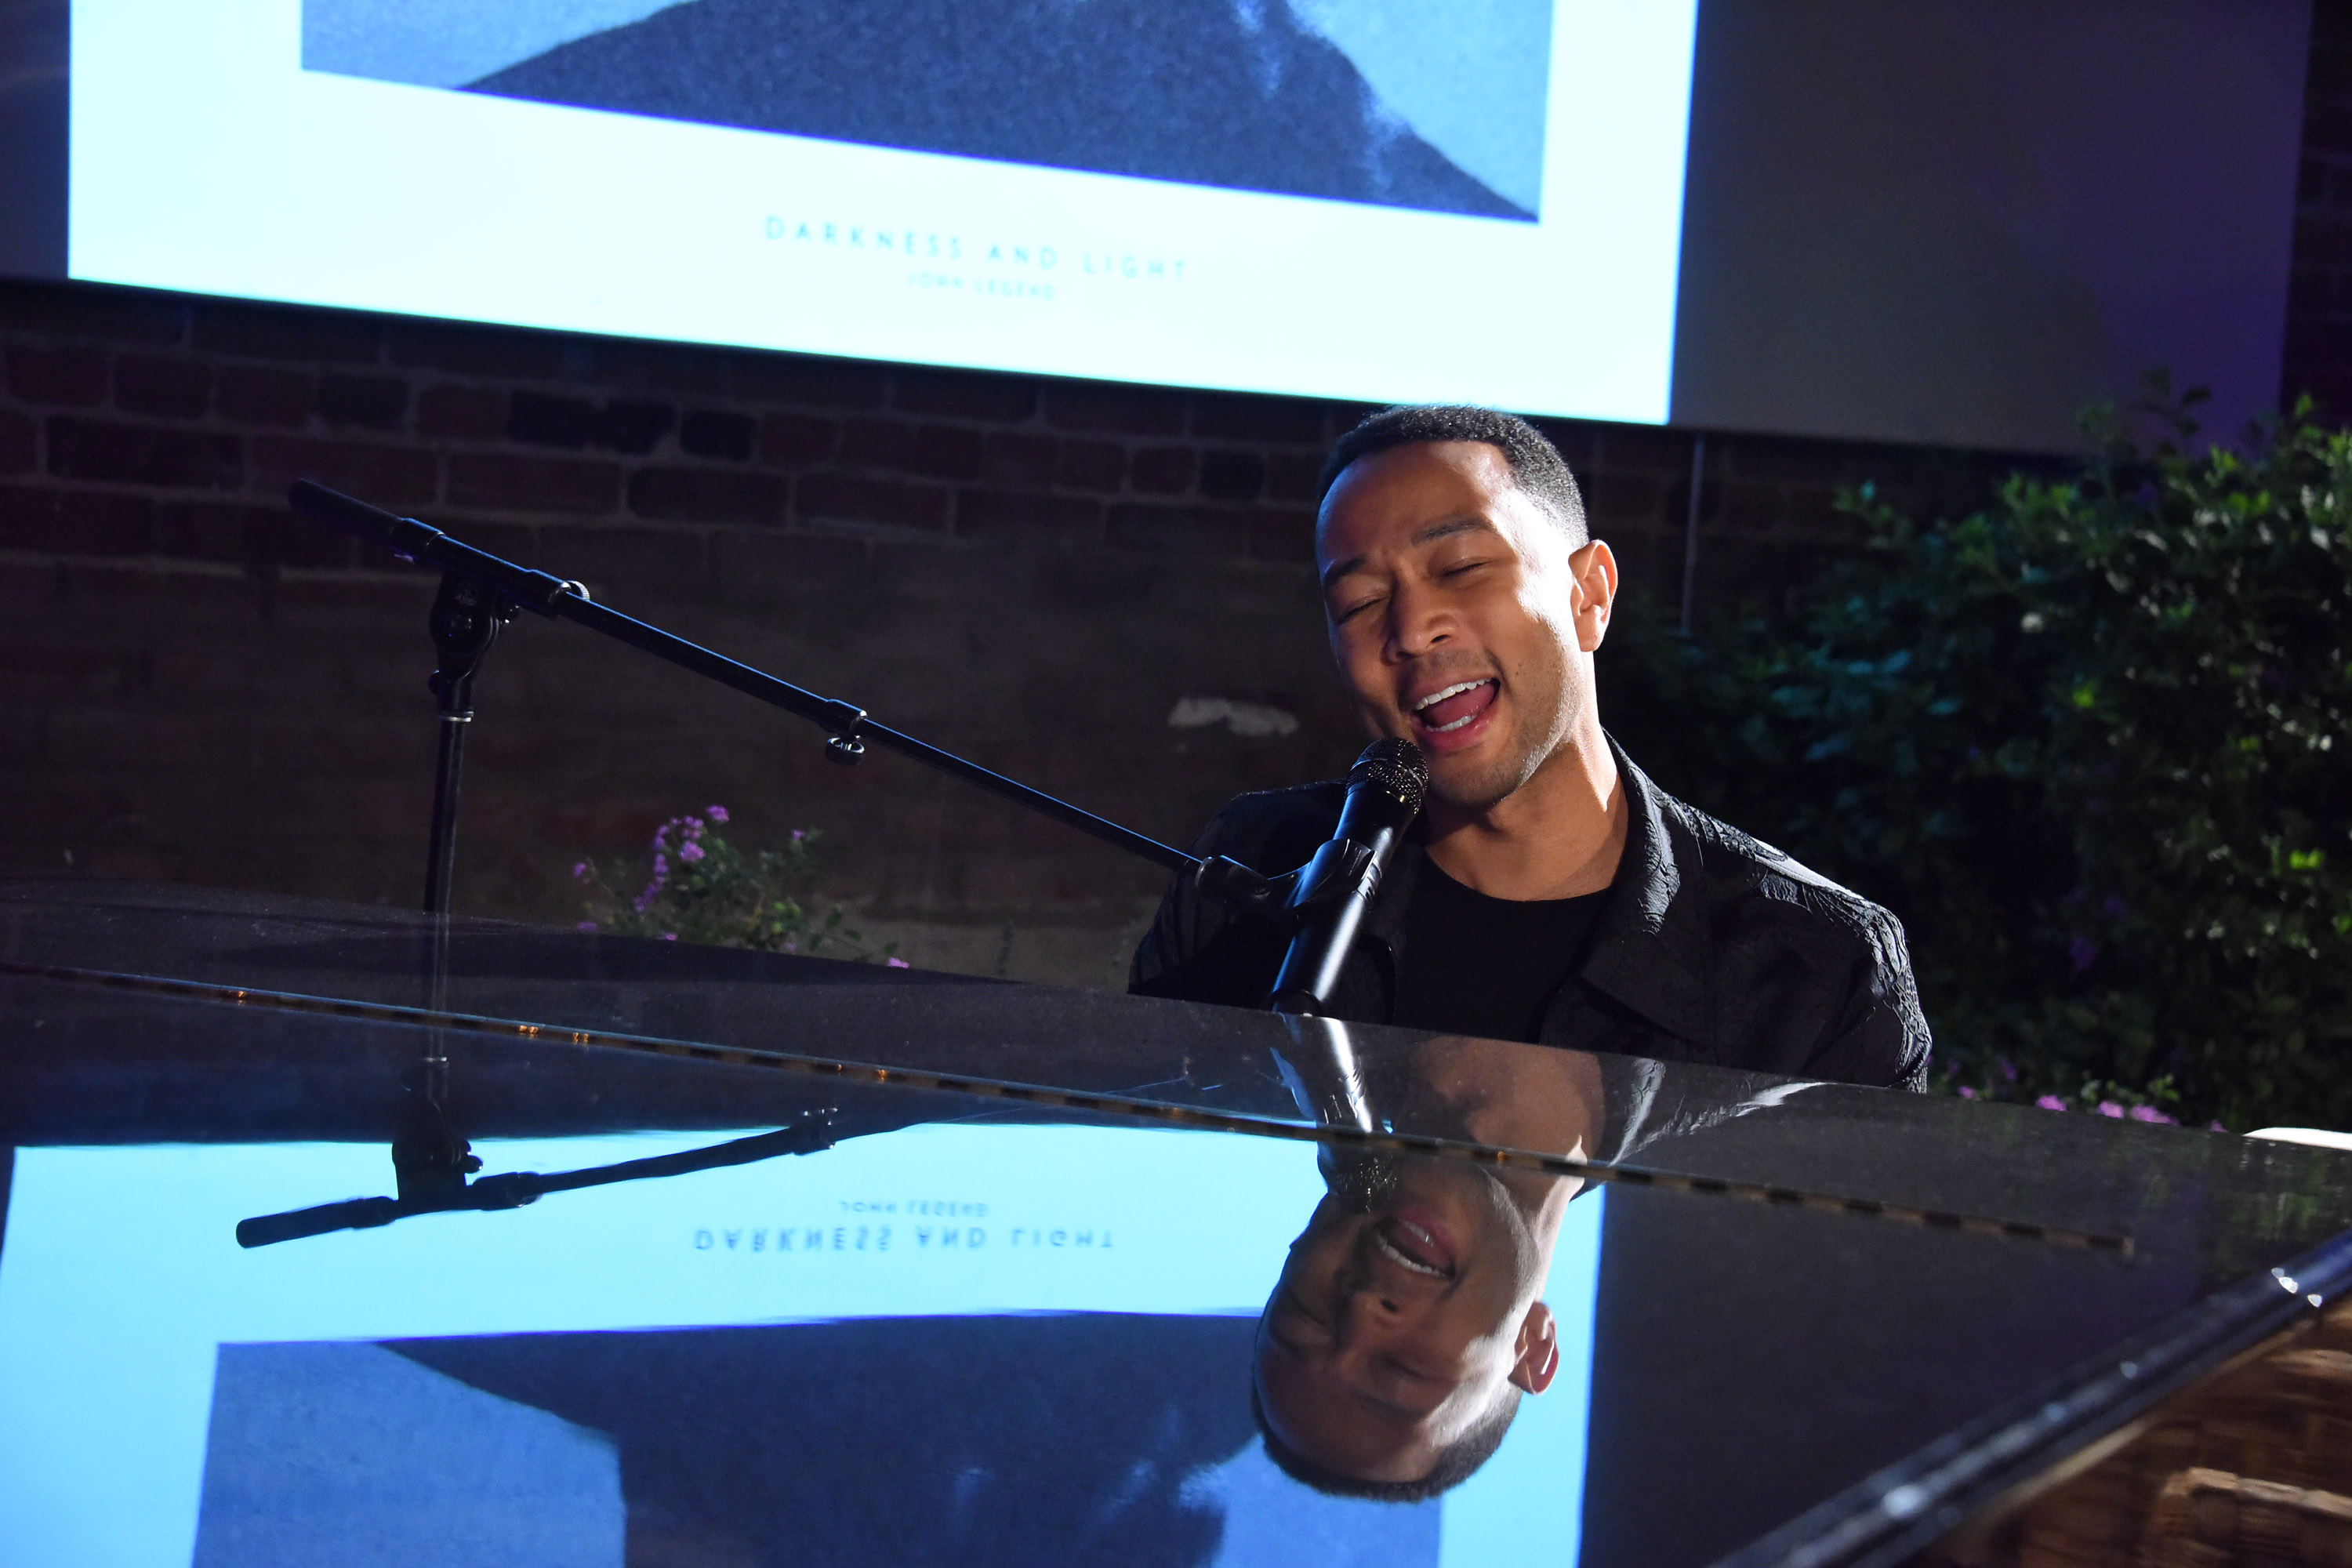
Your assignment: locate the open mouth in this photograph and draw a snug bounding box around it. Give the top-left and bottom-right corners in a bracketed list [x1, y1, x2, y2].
[1372, 1213, 1458, 1279]
[1410, 678, 1497, 736]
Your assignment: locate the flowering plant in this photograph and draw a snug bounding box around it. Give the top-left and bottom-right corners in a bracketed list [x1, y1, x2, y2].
[572, 805, 902, 964]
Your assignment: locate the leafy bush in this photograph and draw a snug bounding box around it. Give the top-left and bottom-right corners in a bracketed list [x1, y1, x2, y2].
[574, 806, 902, 964]
[1604, 398, 2352, 1130]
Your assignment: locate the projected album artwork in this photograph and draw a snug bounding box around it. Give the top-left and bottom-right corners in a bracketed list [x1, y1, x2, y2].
[194, 1318, 1434, 1567]
[301, 0, 1550, 220]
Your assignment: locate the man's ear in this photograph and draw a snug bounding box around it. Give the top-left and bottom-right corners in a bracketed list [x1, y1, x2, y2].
[1566, 539, 1618, 653]
[1509, 1300, 1560, 1395]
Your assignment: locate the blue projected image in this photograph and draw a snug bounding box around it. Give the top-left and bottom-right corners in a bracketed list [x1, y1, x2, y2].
[0, 1123, 1602, 1565]
[302, 0, 1552, 220]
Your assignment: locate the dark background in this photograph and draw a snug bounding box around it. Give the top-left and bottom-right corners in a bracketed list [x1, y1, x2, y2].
[4, 2, 2350, 984]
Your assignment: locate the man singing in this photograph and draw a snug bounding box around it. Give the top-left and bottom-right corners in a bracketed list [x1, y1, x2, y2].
[1132, 405, 1929, 1089]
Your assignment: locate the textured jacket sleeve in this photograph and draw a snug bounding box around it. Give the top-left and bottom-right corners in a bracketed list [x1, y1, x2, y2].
[1128, 786, 1338, 1007]
[1799, 902, 1933, 1091]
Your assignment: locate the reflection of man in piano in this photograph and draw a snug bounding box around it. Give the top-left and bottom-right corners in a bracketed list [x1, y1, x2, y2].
[1252, 1036, 1610, 1497]
[1135, 405, 1930, 1090]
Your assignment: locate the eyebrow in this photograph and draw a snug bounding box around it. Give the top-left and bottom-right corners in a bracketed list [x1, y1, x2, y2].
[1318, 517, 1498, 592]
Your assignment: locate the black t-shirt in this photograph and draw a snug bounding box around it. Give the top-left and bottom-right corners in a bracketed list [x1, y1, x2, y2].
[1392, 862, 1610, 1043]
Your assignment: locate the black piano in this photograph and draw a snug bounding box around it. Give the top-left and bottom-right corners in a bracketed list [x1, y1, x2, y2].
[3, 877, 2347, 1567]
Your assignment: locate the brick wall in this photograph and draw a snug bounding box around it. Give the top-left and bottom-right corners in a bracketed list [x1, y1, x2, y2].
[0, 278, 2029, 984]
[2285, 0, 2352, 412]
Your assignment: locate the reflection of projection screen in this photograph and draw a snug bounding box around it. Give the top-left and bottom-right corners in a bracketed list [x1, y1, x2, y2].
[0, 1125, 1605, 1566]
[63, 1, 1698, 423]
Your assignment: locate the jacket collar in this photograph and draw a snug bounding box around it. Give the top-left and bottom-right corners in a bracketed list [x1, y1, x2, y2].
[1578, 737, 1713, 1046]
[1362, 735, 1715, 1047]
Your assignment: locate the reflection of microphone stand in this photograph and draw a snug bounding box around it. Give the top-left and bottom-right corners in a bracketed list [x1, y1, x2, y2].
[237, 1108, 839, 1249]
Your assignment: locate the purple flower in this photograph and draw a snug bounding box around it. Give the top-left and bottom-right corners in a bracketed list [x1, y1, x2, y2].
[653, 854, 669, 876]
[790, 829, 806, 844]
[2068, 936, 2099, 974]
[572, 861, 590, 880]
[707, 804, 729, 823]
[576, 920, 597, 931]
[2210, 1120, 2228, 1132]
[782, 942, 797, 953]
[2096, 1101, 2123, 1118]
[1957, 1085, 1976, 1099]
[662, 932, 677, 941]
[1998, 1058, 2017, 1083]
[2036, 1095, 2067, 1111]
[886, 957, 909, 968]
[2129, 1105, 2174, 1124]
[679, 841, 705, 863]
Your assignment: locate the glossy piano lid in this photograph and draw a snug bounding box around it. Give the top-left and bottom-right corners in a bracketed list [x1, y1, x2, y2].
[3, 878, 2350, 1568]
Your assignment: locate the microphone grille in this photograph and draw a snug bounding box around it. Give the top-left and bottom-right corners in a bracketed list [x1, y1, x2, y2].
[1349, 736, 1428, 812]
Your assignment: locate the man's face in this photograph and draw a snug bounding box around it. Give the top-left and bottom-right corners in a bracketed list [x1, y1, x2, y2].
[1254, 1152, 1559, 1483]
[1316, 441, 1612, 814]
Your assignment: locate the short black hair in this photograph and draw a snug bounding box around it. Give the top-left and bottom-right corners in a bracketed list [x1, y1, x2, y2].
[1250, 1381, 1523, 1504]
[1317, 405, 1588, 546]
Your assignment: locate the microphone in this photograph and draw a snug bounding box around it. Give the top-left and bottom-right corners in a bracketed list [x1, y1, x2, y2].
[1266, 737, 1428, 1016]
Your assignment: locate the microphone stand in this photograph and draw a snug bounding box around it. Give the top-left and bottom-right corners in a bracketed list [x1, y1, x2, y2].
[287, 481, 1279, 923]
[237, 1109, 840, 1248]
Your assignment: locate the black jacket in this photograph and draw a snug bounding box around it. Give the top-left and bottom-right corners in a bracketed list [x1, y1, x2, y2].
[1131, 742, 1930, 1091]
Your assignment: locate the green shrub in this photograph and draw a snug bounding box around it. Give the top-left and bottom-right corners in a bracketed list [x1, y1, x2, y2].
[1604, 397, 2352, 1130]
[573, 805, 900, 964]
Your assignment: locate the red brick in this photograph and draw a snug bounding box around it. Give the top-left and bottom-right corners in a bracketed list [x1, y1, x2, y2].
[7, 345, 108, 406]
[979, 431, 1058, 487]
[0, 410, 33, 474]
[840, 418, 983, 481]
[679, 408, 757, 461]
[1130, 447, 1195, 494]
[1244, 506, 1316, 563]
[49, 416, 243, 489]
[249, 434, 435, 506]
[318, 373, 409, 431]
[626, 466, 786, 525]
[536, 524, 710, 596]
[1058, 440, 1124, 492]
[158, 499, 353, 570]
[0, 281, 187, 344]
[112, 355, 209, 419]
[193, 301, 381, 363]
[1189, 390, 1326, 445]
[386, 320, 568, 379]
[416, 383, 507, 440]
[448, 452, 622, 514]
[890, 366, 1036, 421]
[2293, 267, 2348, 323]
[1266, 450, 1321, 504]
[593, 399, 674, 454]
[507, 389, 597, 448]
[2296, 215, 2352, 270]
[1590, 422, 1700, 476]
[1527, 417, 1602, 471]
[1043, 383, 1185, 436]
[1582, 471, 1668, 528]
[1198, 449, 1266, 503]
[707, 529, 869, 604]
[215, 364, 315, 427]
[956, 488, 1104, 542]
[759, 412, 837, 465]
[793, 472, 951, 532]
[0, 485, 154, 555]
[1107, 502, 1247, 556]
[641, 343, 885, 407]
